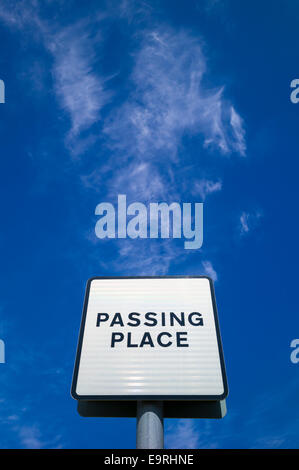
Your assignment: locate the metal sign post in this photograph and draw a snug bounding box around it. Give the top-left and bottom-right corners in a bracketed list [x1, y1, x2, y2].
[136, 401, 164, 449]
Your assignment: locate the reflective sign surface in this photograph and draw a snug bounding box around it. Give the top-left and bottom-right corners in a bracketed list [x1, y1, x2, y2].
[72, 277, 228, 400]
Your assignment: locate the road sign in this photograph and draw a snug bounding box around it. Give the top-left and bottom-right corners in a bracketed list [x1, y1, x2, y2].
[71, 276, 228, 402]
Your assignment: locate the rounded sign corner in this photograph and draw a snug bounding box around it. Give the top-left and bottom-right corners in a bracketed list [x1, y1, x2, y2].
[218, 382, 229, 401]
[71, 390, 77, 401]
[200, 275, 214, 285]
[70, 383, 82, 401]
[86, 277, 98, 288]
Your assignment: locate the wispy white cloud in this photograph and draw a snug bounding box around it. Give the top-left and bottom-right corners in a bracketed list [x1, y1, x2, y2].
[107, 162, 173, 202]
[0, 1, 38, 30]
[112, 239, 180, 275]
[48, 23, 110, 148]
[239, 210, 262, 236]
[14, 423, 64, 449]
[117, 0, 153, 23]
[202, 260, 218, 281]
[0, 4, 246, 283]
[85, 27, 246, 275]
[0, 392, 65, 448]
[104, 28, 246, 160]
[166, 420, 200, 449]
[17, 425, 44, 449]
[253, 436, 286, 449]
[81, 161, 173, 207]
[230, 106, 246, 156]
[240, 212, 250, 233]
[0, 3, 110, 155]
[192, 179, 222, 200]
[0, 6, 246, 163]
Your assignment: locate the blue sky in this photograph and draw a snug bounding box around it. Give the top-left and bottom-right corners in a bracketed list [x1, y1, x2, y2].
[0, 0, 299, 449]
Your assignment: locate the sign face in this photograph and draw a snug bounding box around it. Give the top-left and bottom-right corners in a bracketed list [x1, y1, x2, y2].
[71, 276, 228, 401]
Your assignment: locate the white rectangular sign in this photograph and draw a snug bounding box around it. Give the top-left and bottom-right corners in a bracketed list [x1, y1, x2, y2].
[71, 276, 228, 400]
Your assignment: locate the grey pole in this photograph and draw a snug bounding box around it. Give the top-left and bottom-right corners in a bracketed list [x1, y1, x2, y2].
[136, 401, 164, 449]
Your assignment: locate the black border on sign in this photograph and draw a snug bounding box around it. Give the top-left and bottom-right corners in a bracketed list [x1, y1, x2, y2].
[71, 276, 228, 401]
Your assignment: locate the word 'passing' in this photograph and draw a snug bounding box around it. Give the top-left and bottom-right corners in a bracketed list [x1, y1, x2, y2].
[96, 310, 204, 348]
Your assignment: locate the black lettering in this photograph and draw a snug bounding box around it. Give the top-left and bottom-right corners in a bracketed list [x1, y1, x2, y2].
[176, 331, 189, 347]
[170, 312, 185, 326]
[111, 332, 124, 347]
[96, 313, 109, 326]
[188, 312, 203, 326]
[140, 332, 155, 347]
[127, 332, 138, 347]
[127, 312, 141, 327]
[157, 332, 172, 347]
[144, 312, 158, 327]
[110, 312, 124, 327]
